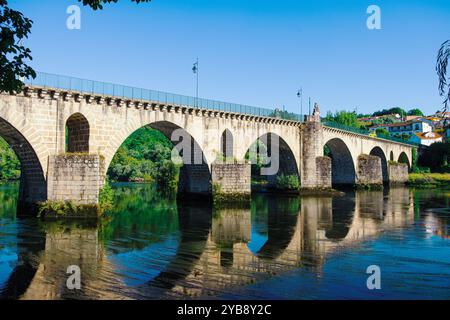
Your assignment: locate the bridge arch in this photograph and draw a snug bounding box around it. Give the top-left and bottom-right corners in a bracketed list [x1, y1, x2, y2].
[107, 120, 212, 195]
[324, 138, 356, 185]
[246, 133, 299, 190]
[66, 113, 90, 153]
[398, 152, 410, 170]
[370, 146, 389, 183]
[220, 129, 234, 160]
[0, 117, 47, 213]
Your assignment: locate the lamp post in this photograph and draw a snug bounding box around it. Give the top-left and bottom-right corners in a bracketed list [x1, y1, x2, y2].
[192, 58, 199, 107]
[297, 88, 303, 122]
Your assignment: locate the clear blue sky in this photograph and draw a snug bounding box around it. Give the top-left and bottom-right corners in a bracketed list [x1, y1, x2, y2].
[10, 0, 450, 115]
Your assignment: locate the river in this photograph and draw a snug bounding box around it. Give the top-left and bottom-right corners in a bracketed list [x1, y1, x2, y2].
[0, 183, 449, 300]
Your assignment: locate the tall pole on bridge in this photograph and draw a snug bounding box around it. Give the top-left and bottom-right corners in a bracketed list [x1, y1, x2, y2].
[297, 88, 303, 122]
[192, 58, 199, 107]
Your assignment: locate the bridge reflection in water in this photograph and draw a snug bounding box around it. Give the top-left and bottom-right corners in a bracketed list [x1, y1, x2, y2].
[2, 186, 419, 300]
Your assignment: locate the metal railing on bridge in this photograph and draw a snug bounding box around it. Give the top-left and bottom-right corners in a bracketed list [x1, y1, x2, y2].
[24, 72, 417, 146]
[25, 72, 304, 121]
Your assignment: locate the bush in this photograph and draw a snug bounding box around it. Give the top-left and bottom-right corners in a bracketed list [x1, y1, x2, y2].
[275, 174, 300, 191]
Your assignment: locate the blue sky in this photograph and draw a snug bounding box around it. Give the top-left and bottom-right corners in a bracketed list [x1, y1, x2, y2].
[10, 0, 450, 115]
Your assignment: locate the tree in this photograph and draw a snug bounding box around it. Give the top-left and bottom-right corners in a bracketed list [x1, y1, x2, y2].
[324, 110, 360, 128]
[407, 108, 424, 116]
[372, 107, 407, 117]
[0, 0, 35, 94]
[79, 0, 151, 10]
[437, 40, 450, 113]
[0, 0, 151, 93]
[375, 128, 389, 137]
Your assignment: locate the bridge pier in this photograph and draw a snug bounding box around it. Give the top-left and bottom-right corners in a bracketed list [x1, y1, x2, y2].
[356, 154, 383, 188]
[388, 162, 409, 185]
[300, 105, 332, 190]
[47, 154, 105, 208]
[211, 161, 251, 202]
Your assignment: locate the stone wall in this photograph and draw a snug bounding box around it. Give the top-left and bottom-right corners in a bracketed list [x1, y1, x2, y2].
[388, 162, 409, 184]
[356, 154, 382, 186]
[211, 162, 251, 195]
[316, 156, 332, 189]
[47, 154, 105, 205]
[301, 122, 324, 188]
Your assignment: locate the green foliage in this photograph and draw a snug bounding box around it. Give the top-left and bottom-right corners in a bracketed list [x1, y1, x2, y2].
[408, 173, 450, 188]
[37, 200, 102, 218]
[372, 107, 407, 117]
[375, 128, 390, 137]
[79, 0, 151, 10]
[324, 111, 360, 129]
[418, 142, 450, 172]
[107, 127, 180, 192]
[275, 174, 300, 191]
[99, 181, 114, 209]
[99, 183, 179, 243]
[407, 108, 424, 116]
[0, 136, 20, 181]
[0, 0, 36, 94]
[323, 144, 331, 157]
[412, 166, 431, 174]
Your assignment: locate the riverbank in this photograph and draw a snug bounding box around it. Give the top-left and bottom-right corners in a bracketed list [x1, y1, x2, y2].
[408, 173, 450, 188]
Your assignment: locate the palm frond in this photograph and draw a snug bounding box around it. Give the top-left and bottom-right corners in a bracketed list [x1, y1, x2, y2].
[436, 40, 450, 113]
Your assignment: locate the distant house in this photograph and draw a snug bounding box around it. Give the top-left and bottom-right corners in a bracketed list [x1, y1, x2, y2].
[409, 132, 443, 146]
[369, 119, 433, 136]
[434, 111, 450, 119]
[405, 115, 421, 121]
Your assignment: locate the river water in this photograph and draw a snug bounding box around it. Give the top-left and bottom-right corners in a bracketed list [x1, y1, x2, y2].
[0, 183, 449, 300]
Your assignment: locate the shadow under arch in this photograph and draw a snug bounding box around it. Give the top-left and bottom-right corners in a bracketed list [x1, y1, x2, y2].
[66, 112, 90, 153]
[0, 218, 46, 299]
[370, 146, 389, 183]
[398, 152, 411, 170]
[324, 194, 356, 240]
[325, 138, 356, 186]
[0, 117, 46, 215]
[220, 129, 234, 159]
[253, 195, 300, 260]
[142, 199, 212, 292]
[246, 133, 299, 190]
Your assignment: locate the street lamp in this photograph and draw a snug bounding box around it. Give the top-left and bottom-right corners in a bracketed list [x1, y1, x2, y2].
[297, 88, 303, 122]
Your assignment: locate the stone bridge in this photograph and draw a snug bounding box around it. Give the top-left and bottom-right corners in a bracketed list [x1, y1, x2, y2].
[0, 75, 413, 213]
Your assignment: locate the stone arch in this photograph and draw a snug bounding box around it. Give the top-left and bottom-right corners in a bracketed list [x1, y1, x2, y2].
[0, 117, 47, 214]
[370, 146, 389, 183]
[220, 129, 234, 160]
[324, 138, 356, 186]
[255, 196, 299, 260]
[66, 113, 90, 153]
[398, 152, 410, 170]
[246, 133, 300, 190]
[324, 195, 355, 240]
[106, 120, 212, 195]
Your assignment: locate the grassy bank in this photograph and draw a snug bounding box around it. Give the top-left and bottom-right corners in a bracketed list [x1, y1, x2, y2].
[408, 173, 450, 188]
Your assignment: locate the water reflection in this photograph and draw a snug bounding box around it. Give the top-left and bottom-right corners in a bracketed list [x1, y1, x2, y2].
[0, 183, 449, 300]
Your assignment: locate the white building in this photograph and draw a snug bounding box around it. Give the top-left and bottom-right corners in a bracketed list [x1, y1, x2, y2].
[370, 119, 433, 136]
[409, 132, 443, 146]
